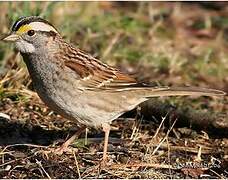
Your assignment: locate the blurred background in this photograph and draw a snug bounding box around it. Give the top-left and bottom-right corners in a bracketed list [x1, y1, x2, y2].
[0, 2, 227, 91]
[0, 2, 227, 178]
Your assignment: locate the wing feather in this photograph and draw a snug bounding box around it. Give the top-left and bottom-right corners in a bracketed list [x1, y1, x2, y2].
[63, 48, 138, 90]
[57, 41, 226, 96]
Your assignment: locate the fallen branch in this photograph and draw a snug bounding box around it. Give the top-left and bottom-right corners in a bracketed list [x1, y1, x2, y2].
[139, 99, 228, 136]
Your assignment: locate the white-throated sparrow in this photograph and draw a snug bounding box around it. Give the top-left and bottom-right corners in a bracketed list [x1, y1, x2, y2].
[2, 16, 226, 162]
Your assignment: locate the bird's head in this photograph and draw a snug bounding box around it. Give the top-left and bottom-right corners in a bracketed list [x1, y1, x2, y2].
[2, 16, 60, 54]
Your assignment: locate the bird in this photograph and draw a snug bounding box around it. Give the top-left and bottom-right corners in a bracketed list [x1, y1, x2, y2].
[2, 16, 226, 163]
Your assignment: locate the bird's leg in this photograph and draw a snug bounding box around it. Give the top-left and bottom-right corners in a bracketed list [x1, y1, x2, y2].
[102, 123, 111, 163]
[55, 126, 86, 155]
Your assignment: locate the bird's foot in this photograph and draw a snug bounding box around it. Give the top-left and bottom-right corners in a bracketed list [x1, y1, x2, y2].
[53, 143, 74, 155]
[52, 126, 87, 155]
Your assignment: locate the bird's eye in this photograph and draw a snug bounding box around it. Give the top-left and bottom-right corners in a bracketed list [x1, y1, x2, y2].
[27, 30, 35, 36]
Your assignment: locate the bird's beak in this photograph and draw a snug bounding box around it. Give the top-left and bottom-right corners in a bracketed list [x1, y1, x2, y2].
[2, 33, 20, 42]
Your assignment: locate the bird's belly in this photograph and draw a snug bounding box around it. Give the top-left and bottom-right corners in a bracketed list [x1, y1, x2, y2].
[36, 88, 117, 127]
[32, 75, 113, 127]
[35, 81, 144, 128]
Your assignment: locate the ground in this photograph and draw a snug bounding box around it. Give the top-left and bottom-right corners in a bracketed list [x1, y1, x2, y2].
[0, 2, 227, 178]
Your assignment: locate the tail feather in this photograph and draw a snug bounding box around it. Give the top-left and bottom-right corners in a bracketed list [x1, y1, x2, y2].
[143, 86, 226, 98]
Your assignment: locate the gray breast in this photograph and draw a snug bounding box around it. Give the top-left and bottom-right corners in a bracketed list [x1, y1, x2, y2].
[22, 53, 85, 122]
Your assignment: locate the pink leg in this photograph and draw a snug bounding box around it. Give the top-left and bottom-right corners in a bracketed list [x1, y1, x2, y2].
[102, 123, 111, 163]
[55, 126, 86, 154]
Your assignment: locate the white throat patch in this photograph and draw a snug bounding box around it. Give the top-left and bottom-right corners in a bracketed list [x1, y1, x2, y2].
[15, 39, 35, 53]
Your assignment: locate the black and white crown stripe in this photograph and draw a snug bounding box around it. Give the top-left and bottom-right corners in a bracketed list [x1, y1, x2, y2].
[12, 16, 58, 33]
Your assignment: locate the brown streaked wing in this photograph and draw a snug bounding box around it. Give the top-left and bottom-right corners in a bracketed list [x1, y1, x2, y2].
[64, 55, 138, 90]
[65, 60, 92, 78]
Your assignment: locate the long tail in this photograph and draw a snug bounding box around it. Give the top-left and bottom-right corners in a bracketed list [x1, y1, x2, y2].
[122, 86, 226, 98]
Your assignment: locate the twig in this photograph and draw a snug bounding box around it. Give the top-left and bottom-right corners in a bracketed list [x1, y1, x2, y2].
[152, 118, 177, 155]
[102, 32, 121, 59]
[36, 159, 51, 179]
[166, 137, 172, 177]
[209, 169, 225, 179]
[196, 146, 202, 162]
[111, 163, 174, 170]
[130, 116, 143, 140]
[150, 144, 219, 154]
[153, 113, 168, 139]
[2, 144, 48, 152]
[85, 128, 88, 146]
[0, 160, 16, 167]
[73, 150, 81, 179]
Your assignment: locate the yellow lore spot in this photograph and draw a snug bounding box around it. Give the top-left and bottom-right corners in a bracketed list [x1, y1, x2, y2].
[16, 25, 32, 35]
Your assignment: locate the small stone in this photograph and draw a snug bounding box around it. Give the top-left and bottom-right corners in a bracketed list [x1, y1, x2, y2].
[4, 165, 11, 171]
